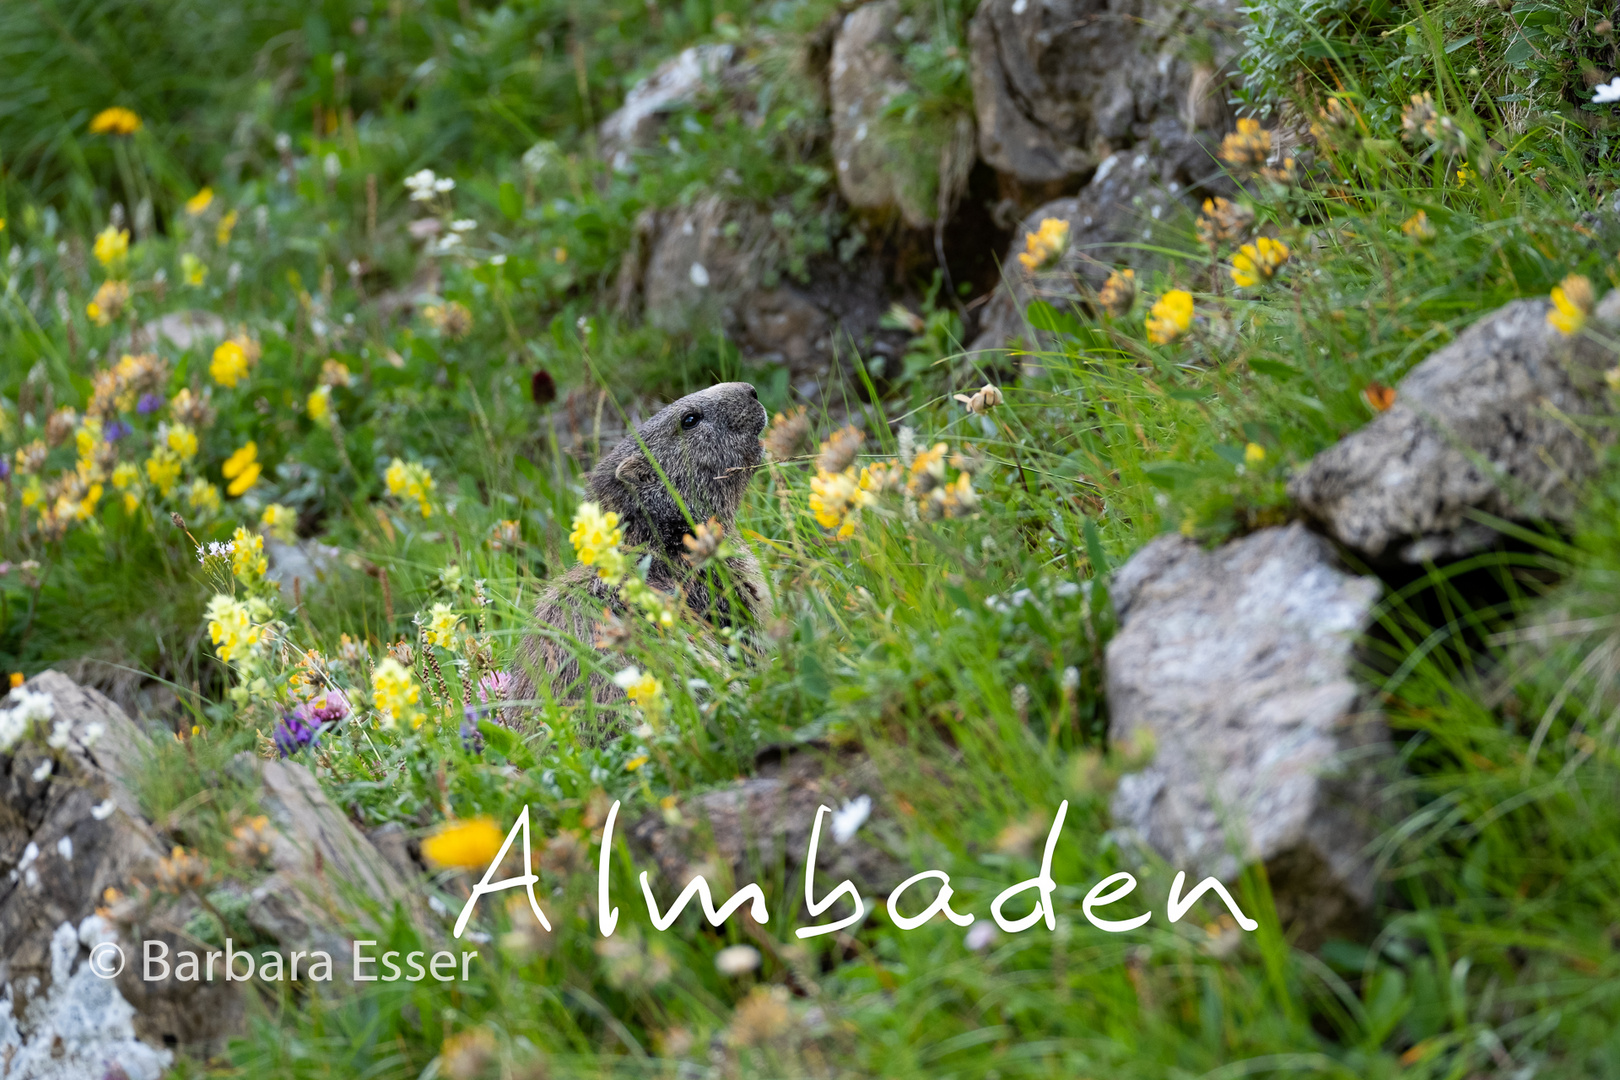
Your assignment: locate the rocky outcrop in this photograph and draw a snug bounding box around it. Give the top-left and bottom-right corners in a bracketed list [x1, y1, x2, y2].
[1289, 295, 1620, 563]
[617, 196, 903, 389]
[968, 0, 1240, 194]
[629, 750, 908, 919]
[830, 1, 975, 228]
[2, 673, 430, 1075]
[1106, 525, 1389, 944]
[0, 672, 234, 1074]
[598, 44, 747, 171]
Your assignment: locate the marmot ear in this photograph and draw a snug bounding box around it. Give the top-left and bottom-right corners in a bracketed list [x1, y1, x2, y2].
[614, 452, 654, 486]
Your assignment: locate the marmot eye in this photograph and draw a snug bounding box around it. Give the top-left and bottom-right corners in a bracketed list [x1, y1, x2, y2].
[680, 409, 703, 430]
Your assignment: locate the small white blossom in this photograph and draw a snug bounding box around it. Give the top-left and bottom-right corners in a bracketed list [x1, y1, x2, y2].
[91, 799, 117, 821]
[450, 218, 477, 233]
[30, 759, 52, 782]
[714, 944, 761, 975]
[1594, 78, 1620, 104]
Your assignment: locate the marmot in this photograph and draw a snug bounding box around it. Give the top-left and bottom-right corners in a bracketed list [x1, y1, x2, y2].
[506, 382, 770, 727]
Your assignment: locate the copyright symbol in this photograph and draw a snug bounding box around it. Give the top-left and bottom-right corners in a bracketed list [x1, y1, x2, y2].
[87, 941, 125, 979]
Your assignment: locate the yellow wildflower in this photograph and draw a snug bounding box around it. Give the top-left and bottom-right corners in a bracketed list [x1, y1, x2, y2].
[93, 226, 130, 269]
[1017, 217, 1070, 273]
[166, 423, 199, 461]
[569, 501, 624, 577]
[145, 450, 182, 497]
[809, 467, 873, 540]
[222, 441, 260, 496]
[384, 458, 436, 518]
[181, 252, 207, 287]
[307, 385, 332, 424]
[205, 594, 264, 664]
[230, 526, 268, 580]
[423, 602, 461, 648]
[1548, 274, 1594, 337]
[260, 503, 296, 542]
[89, 107, 142, 136]
[210, 340, 251, 388]
[1244, 442, 1266, 465]
[421, 818, 504, 870]
[371, 657, 423, 729]
[86, 280, 131, 326]
[217, 209, 238, 246]
[186, 478, 221, 514]
[1401, 211, 1436, 243]
[908, 442, 948, 495]
[185, 188, 214, 216]
[111, 461, 139, 491]
[1145, 290, 1194, 345]
[1219, 118, 1271, 177]
[20, 476, 44, 509]
[1230, 236, 1290, 289]
[625, 755, 650, 772]
[1097, 268, 1137, 317]
[1455, 161, 1472, 184]
[423, 301, 473, 339]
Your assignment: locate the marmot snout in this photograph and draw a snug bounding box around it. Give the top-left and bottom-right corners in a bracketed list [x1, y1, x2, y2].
[506, 382, 771, 731]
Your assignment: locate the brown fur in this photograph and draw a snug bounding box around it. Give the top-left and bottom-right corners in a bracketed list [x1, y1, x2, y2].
[506, 382, 770, 733]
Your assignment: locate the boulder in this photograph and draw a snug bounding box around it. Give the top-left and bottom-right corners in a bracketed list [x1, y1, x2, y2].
[0, 672, 239, 1073]
[629, 750, 908, 920]
[137, 309, 227, 354]
[598, 45, 747, 171]
[830, 1, 975, 227]
[968, 0, 1241, 193]
[1289, 295, 1620, 563]
[1105, 524, 1389, 944]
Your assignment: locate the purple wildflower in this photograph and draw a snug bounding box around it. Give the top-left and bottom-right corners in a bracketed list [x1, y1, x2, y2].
[136, 393, 164, 415]
[0, 458, 10, 481]
[293, 688, 350, 726]
[103, 420, 132, 442]
[460, 709, 485, 755]
[273, 712, 320, 757]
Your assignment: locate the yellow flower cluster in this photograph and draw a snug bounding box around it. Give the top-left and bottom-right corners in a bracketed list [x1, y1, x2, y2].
[145, 451, 182, 497]
[421, 817, 504, 870]
[1230, 237, 1290, 289]
[1548, 274, 1594, 337]
[307, 385, 332, 424]
[260, 503, 296, 542]
[1097, 268, 1136, 317]
[210, 340, 253, 388]
[86, 280, 130, 326]
[186, 478, 221, 514]
[384, 458, 436, 518]
[570, 501, 626, 581]
[615, 666, 666, 722]
[185, 188, 214, 216]
[166, 423, 199, 461]
[1017, 217, 1070, 273]
[93, 227, 130, 271]
[1219, 118, 1272, 177]
[206, 594, 268, 664]
[222, 440, 260, 496]
[372, 658, 423, 729]
[181, 253, 207, 287]
[1401, 211, 1436, 243]
[423, 602, 461, 648]
[810, 467, 876, 540]
[1146, 290, 1195, 345]
[89, 107, 142, 135]
[231, 526, 268, 581]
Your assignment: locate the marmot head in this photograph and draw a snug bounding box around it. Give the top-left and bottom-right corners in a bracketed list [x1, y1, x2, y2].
[587, 382, 767, 553]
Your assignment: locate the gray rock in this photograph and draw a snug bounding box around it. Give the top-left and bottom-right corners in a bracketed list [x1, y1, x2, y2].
[264, 537, 343, 595]
[1289, 295, 1620, 562]
[598, 45, 744, 171]
[1106, 525, 1389, 944]
[830, 1, 974, 227]
[629, 750, 909, 919]
[968, 0, 1240, 191]
[0, 672, 240, 1070]
[136, 309, 227, 354]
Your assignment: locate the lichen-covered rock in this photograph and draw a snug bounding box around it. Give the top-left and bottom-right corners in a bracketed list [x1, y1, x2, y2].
[0, 671, 239, 1071]
[618, 196, 903, 388]
[1289, 295, 1620, 562]
[598, 45, 745, 171]
[830, 1, 974, 227]
[629, 750, 908, 919]
[1106, 525, 1389, 944]
[968, 0, 1241, 192]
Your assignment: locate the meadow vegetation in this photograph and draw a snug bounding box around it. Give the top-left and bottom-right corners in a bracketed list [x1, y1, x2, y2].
[3, 0, 1620, 1076]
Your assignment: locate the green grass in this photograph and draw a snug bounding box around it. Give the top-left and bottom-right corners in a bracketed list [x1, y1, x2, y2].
[2, 0, 1620, 1076]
